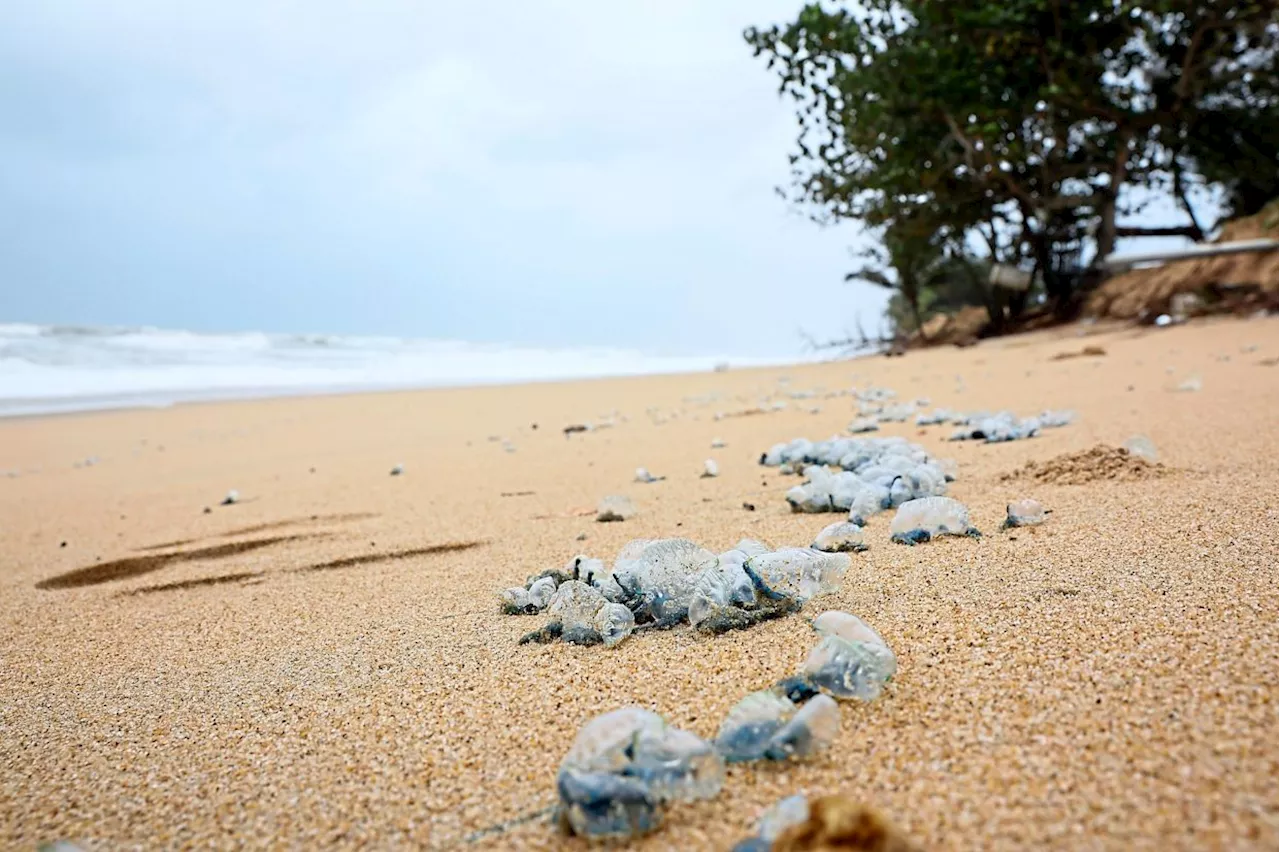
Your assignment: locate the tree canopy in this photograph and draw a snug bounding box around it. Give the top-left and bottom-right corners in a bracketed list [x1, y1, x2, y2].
[746, 0, 1278, 329]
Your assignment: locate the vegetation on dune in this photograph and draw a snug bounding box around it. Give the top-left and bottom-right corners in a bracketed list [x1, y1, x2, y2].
[745, 0, 1279, 340]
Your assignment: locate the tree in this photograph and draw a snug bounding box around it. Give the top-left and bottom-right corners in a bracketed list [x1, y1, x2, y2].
[847, 218, 1004, 338]
[746, 0, 1278, 318]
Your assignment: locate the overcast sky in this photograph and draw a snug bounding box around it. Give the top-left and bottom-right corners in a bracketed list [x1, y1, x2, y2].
[0, 1, 897, 356]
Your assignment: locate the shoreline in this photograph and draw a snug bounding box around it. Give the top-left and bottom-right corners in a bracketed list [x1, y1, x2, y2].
[0, 355, 855, 422]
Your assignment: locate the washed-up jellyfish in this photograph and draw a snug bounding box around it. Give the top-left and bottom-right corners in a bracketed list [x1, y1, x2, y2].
[595, 603, 636, 647]
[596, 495, 637, 522]
[613, 538, 717, 629]
[714, 690, 840, 763]
[800, 611, 897, 701]
[1003, 498, 1049, 529]
[812, 521, 868, 553]
[500, 586, 532, 614]
[889, 496, 980, 544]
[744, 548, 849, 602]
[731, 794, 811, 852]
[847, 417, 879, 433]
[519, 580, 635, 647]
[557, 707, 725, 838]
[1038, 409, 1076, 428]
[687, 559, 755, 625]
[551, 581, 611, 644]
[701, 459, 720, 478]
[876, 403, 915, 422]
[1122, 434, 1158, 462]
[528, 575, 559, 608]
[634, 467, 664, 483]
[687, 549, 803, 635]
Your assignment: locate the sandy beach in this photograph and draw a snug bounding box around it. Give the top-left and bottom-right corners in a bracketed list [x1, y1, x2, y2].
[1, 316, 1276, 850]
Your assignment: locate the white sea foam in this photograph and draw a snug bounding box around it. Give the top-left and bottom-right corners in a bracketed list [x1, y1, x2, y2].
[0, 323, 796, 417]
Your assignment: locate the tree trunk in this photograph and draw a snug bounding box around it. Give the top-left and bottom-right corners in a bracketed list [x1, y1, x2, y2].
[1171, 158, 1205, 241]
[1007, 287, 1029, 319]
[906, 282, 928, 342]
[1094, 135, 1133, 263]
[985, 295, 1006, 333]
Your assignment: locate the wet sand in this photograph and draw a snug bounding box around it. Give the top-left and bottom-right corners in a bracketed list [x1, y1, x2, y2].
[1, 316, 1276, 850]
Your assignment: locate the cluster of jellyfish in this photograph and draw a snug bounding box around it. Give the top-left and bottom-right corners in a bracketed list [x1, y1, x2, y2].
[914, 407, 1075, 442]
[759, 435, 957, 524]
[553, 610, 897, 839]
[500, 538, 851, 648]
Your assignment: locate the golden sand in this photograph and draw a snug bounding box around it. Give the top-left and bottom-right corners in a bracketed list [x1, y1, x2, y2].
[1, 317, 1276, 850]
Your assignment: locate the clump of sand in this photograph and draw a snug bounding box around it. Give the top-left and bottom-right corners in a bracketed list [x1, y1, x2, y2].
[1000, 445, 1167, 486]
[773, 796, 920, 852]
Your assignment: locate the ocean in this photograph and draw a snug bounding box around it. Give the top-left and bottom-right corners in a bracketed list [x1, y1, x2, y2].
[0, 323, 802, 417]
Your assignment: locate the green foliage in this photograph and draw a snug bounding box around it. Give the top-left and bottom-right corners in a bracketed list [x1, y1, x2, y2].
[746, 0, 1279, 332]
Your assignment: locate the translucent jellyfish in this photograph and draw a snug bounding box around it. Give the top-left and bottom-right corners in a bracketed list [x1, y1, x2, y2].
[500, 586, 531, 614]
[1038, 409, 1076, 428]
[527, 575, 559, 609]
[596, 495, 637, 522]
[812, 610, 890, 647]
[687, 559, 758, 629]
[889, 496, 980, 544]
[688, 555, 802, 635]
[762, 793, 811, 838]
[613, 539, 717, 627]
[801, 611, 897, 700]
[634, 467, 664, 483]
[1003, 498, 1049, 529]
[590, 570, 627, 603]
[701, 459, 720, 478]
[614, 538, 654, 568]
[812, 521, 867, 553]
[732, 539, 771, 558]
[844, 482, 891, 526]
[732, 793, 812, 851]
[609, 539, 653, 594]
[744, 548, 849, 602]
[557, 707, 724, 838]
[565, 554, 605, 581]
[595, 603, 636, 647]
[915, 408, 953, 426]
[876, 403, 915, 422]
[549, 581, 611, 642]
[855, 386, 896, 402]
[978, 412, 1040, 442]
[711, 437, 726, 448]
[785, 483, 829, 513]
[714, 690, 840, 763]
[1123, 434, 1159, 462]
[847, 417, 880, 433]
